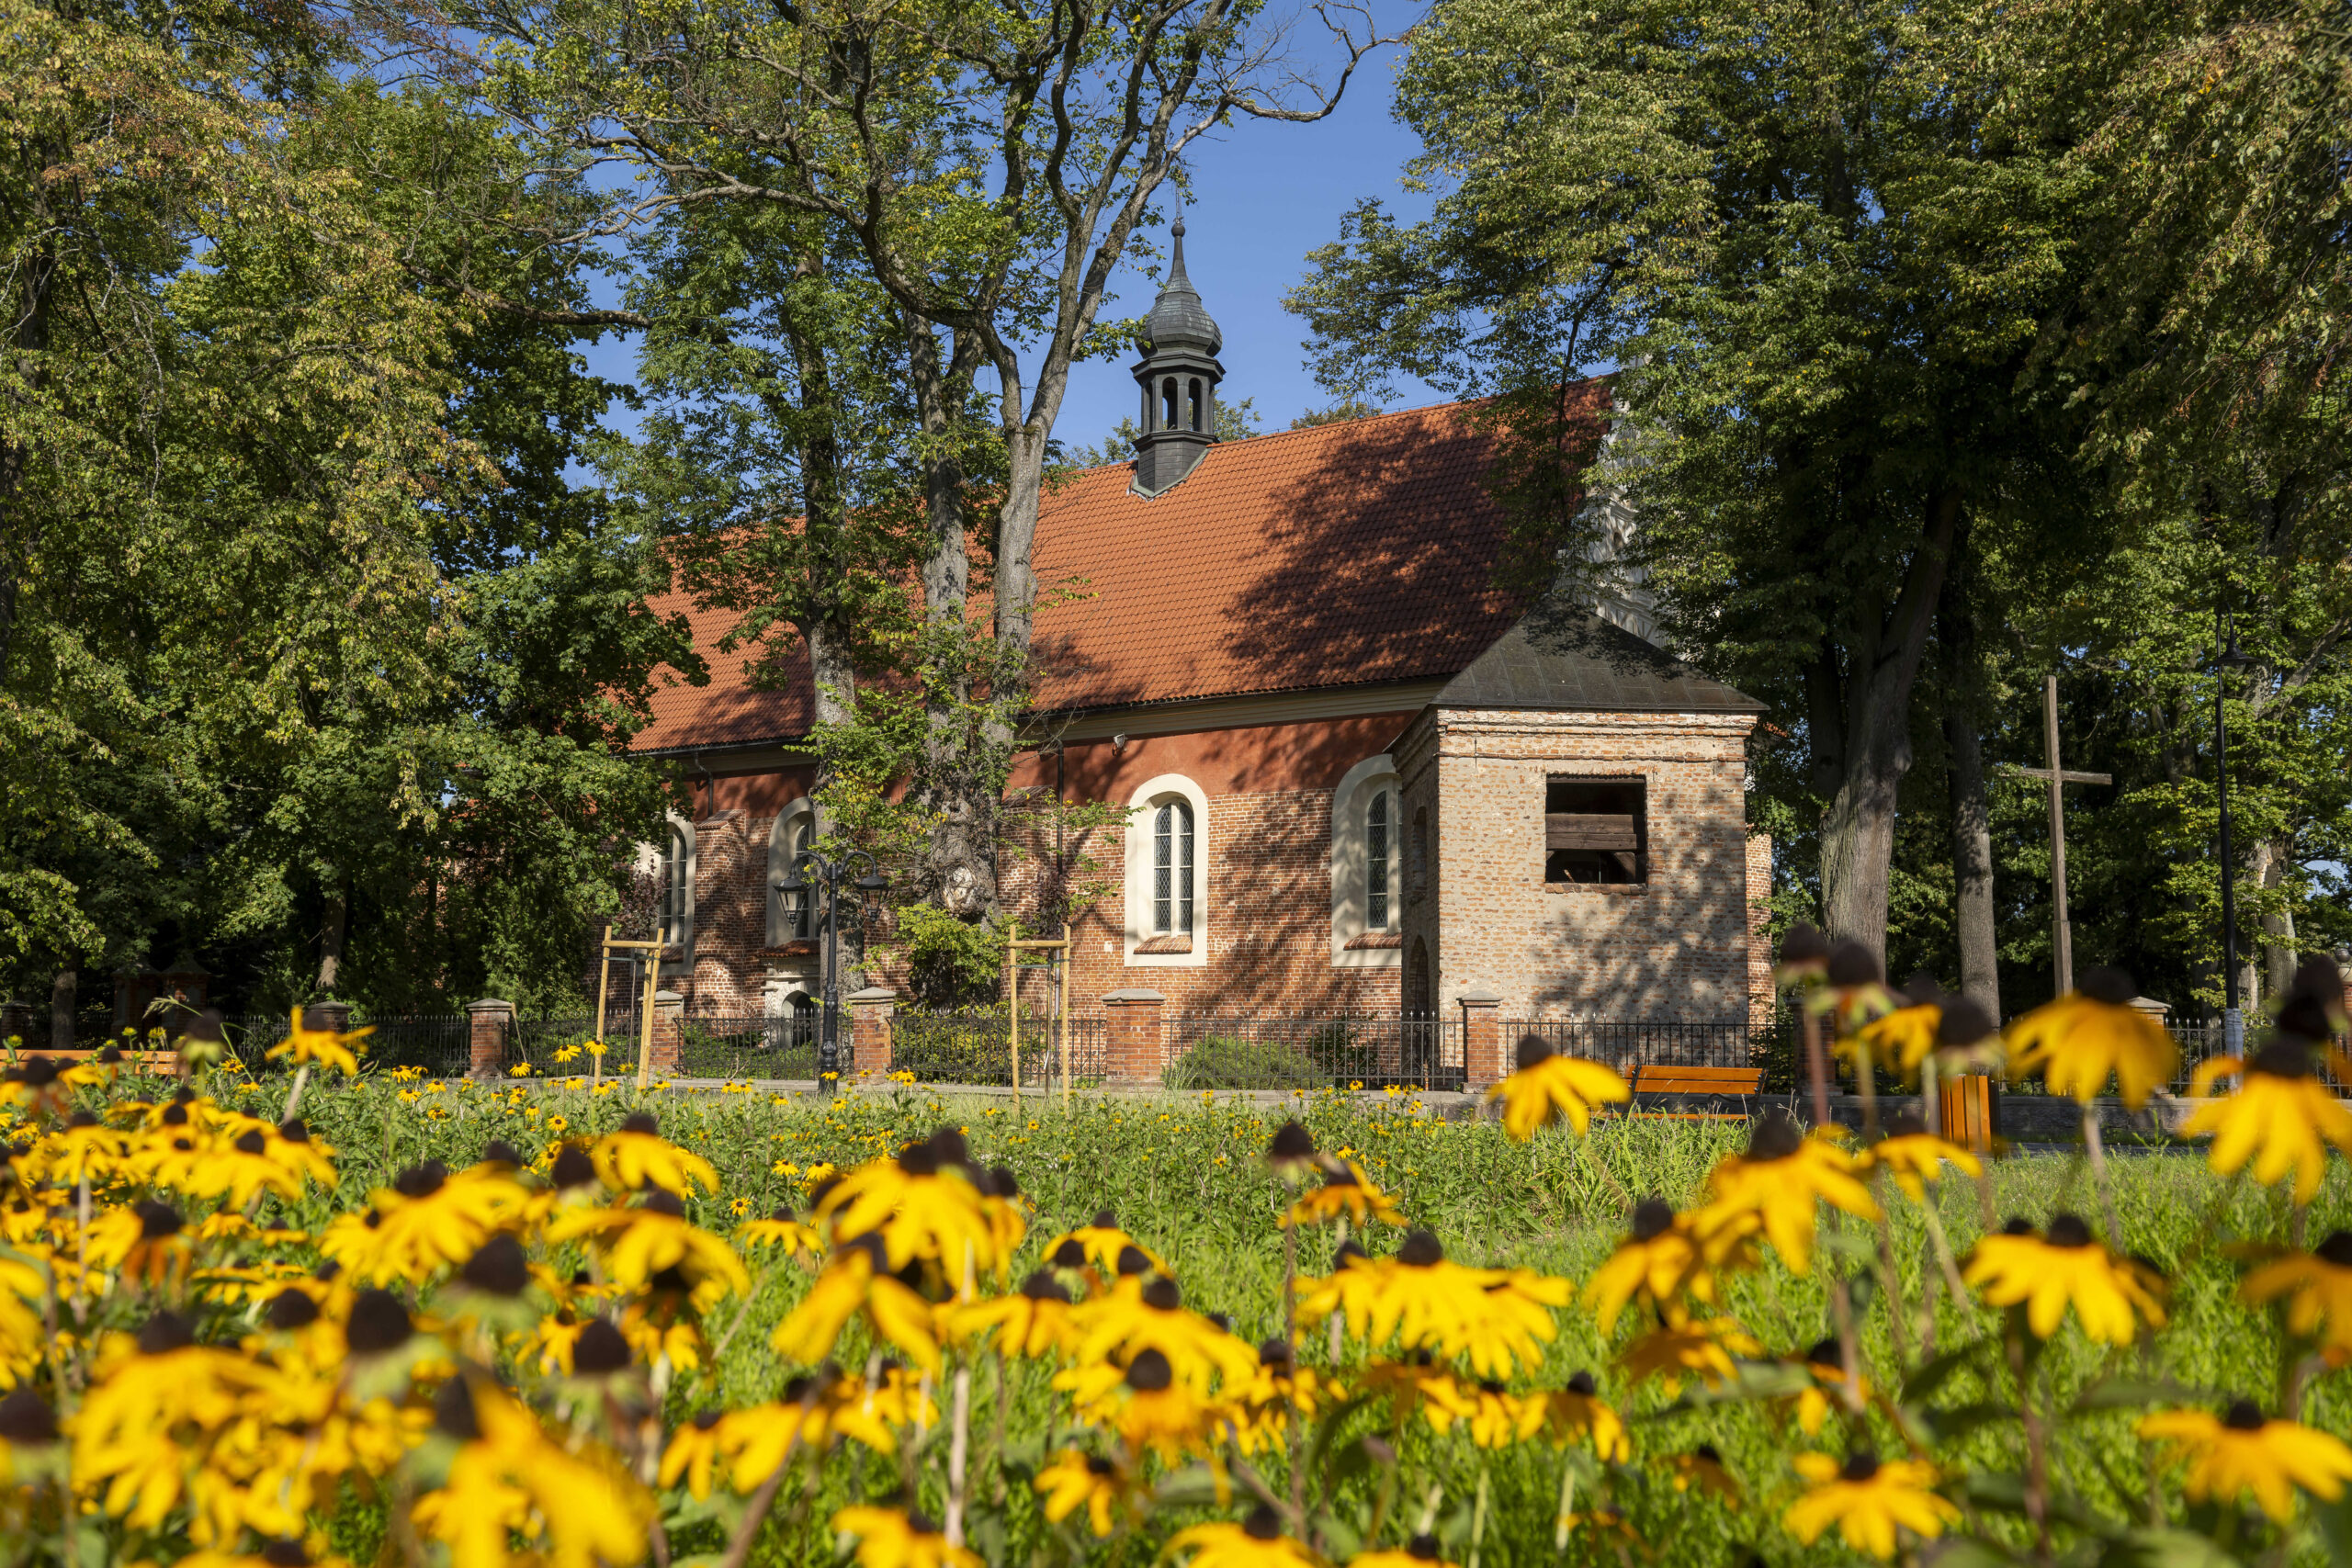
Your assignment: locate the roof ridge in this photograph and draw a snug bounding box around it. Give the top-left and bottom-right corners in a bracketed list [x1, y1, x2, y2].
[1051, 395, 1484, 479]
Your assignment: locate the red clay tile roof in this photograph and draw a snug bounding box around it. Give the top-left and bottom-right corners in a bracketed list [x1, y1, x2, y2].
[632, 397, 1577, 752]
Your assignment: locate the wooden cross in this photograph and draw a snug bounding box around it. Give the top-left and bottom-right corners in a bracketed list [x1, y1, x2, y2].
[2008, 675, 2110, 996]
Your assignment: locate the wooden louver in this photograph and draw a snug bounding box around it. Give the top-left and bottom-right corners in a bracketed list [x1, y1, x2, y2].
[1545, 813, 1640, 851]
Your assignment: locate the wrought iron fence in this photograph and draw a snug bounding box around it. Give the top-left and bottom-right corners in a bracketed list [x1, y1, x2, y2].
[891, 1010, 1108, 1087]
[1161, 1015, 1465, 1091]
[230, 1013, 475, 1078]
[672, 1011, 820, 1080]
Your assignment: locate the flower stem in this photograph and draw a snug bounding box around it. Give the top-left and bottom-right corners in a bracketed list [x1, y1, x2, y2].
[1802, 1009, 1833, 1132]
[1554, 1463, 1577, 1551]
[1467, 1462, 1490, 1568]
[2080, 1100, 2123, 1250]
[282, 1063, 311, 1122]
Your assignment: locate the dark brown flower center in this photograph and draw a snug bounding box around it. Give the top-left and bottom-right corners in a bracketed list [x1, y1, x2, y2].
[1397, 1230, 1444, 1267]
[2223, 1400, 2267, 1431]
[1125, 1349, 1172, 1392]
[2314, 1230, 2352, 1268]
[1516, 1033, 1555, 1070]
[2045, 1213, 2093, 1248]
[2079, 967, 2135, 1006]
[1748, 1111, 1804, 1161]
[1630, 1198, 1674, 1242]
[1841, 1450, 1880, 1482]
[1242, 1505, 1283, 1540]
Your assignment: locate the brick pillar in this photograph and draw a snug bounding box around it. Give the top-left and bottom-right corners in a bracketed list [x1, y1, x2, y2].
[303, 1000, 352, 1034]
[1458, 987, 1503, 1090]
[849, 988, 896, 1081]
[1102, 989, 1165, 1084]
[466, 998, 513, 1079]
[649, 990, 684, 1075]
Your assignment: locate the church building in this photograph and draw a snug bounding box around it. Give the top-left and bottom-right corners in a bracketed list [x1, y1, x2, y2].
[628, 226, 1775, 1046]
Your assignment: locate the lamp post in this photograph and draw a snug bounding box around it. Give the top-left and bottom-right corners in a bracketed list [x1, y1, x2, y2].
[2214, 607, 2256, 1053]
[777, 848, 886, 1096]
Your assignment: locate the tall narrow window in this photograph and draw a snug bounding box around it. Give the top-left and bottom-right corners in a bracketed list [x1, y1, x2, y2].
[1162, 378, 1179, 428]
[1365, 789, 1392, 929]
[660, 825, 690, 946]
[1153, 799, 1194, 934]
[782, 818, 814, 938]
[1187, 378, 1204, 431]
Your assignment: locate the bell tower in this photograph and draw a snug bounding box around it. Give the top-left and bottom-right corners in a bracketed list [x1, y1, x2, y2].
[1130, 220, 1225, 493]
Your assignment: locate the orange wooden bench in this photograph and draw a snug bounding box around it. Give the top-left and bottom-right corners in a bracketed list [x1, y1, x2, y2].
[1624, 1064, 1763, 1120]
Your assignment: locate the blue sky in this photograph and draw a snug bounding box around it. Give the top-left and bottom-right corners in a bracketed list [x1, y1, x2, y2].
[571, 43, 1442, 461]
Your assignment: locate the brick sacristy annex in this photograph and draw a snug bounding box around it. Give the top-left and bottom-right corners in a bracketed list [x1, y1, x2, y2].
[626, 222, 1777, 1057]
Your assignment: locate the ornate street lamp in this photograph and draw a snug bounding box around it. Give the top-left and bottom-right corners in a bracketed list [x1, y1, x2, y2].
[2214, 608, 2256, 1053]
[776, 848, 886, 1096]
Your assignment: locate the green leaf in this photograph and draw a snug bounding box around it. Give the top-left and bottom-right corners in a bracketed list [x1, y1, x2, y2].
[1904, 1343, 1987, 1404]
[2096, 1529, 2246, 1568]
[2313, 1486, 2352, 1567]
[2070, 1378, 2216, 1416]
[1920, 1402, 2018, 1441]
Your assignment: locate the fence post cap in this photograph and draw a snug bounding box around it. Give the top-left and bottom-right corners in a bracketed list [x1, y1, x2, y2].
[846, 987, 897, 1005]
[1102, 988, 1165, 1005]
[1456, 987, 1502, 1007]
[465, 998, 514, 1014]
[653, 989, 684, 1004]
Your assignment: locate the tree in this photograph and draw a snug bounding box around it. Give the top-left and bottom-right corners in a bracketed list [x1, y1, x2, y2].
[447, 0, 1391, 921]
[1288, 0, 2102, 961]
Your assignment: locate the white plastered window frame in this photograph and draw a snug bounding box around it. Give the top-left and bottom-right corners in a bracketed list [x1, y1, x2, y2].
[766, 797, 820, 950]
[1122, 773, 1210, 968]
[1329, 754, 1403, 968]
[639, 811, 695, 976]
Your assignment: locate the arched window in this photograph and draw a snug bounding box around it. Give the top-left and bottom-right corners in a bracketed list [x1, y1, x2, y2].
[1162, 378, 1179, 428]
[659, 824, 691, 948]
[1153, 799, 1194, 934]
[1329, 755, 1400, 966]
[1187, 378, 1204, 431]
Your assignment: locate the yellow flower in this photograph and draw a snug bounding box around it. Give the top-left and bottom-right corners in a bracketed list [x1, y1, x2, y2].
[508, 1063, 533, 1077]
[1859, 1121, 1982, 1202]
[265, 1006, 372, 1077]
[553, 1044, 582, 1064]
[2240, 1232, 2352, 1363]
[1035, 1449, 1136, 1537]
[1167, 1508, 1319, 1568]
[830, 1506, 982, 1568]
[1054, 1350, 1227, 1463]
[412, 1376, 653, 1568]
[660, 1409, 729, 1499]
[548, 1193, 751, 1298]
[817, 1134, 997, 1273]
[592, 1114, 720, 1196]
[1660, 1443, 1740, 1503]
[321, 1162, 528, 1284]
[1615, 1313, 1761, 1394]
[1301, 1231, 1567, 1379]
[2140, 1402, 2352, 1522]
[949, 1271, 1078, 1359]
[1690, 1113, 1876, 1275]
[1046, 1209, 1166, 1280]
[1963, 1214, 2166, 1344]
[1847, 993, 1940, 1077]
[2004, 968, 2176, 1108]
[1283, 1161, 1407, 1229]
[771, 1237, 939, 1372]
[1069, 1276, 1257, 1396]
[1534, 1372, 1630, 1461]
[2181, 1043, 2352, 1203]
[1783, 1450, 1957, 1560]
[1484, 1036, 1629, 1140]
[736, 1204, 823, 1258]
[1581, 1198, 1744, 1335]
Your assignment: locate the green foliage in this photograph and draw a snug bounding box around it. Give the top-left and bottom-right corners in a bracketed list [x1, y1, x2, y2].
[893, 904, 1013, 1010]
[1162, 1033, 1330, 1090]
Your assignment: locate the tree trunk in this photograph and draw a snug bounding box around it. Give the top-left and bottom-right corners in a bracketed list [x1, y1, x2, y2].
[1943, 703, 1999, 1019]
[2255, 836, 2297, 998]
[49, 966, 74, 1053]
[1938, 546, 2000, 1019]
[903, 315, 999, 919]
[317, 885, 348, 997]
[1818, 492, 1962, 964]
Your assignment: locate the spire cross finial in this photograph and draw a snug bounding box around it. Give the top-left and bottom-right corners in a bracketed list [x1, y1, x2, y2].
[1170, 218, 1188, 277]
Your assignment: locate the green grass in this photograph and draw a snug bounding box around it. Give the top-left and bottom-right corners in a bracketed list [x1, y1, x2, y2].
[232, 1074, 2352, 1564]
